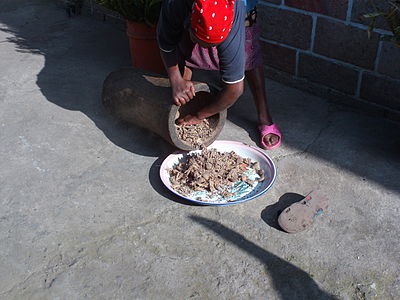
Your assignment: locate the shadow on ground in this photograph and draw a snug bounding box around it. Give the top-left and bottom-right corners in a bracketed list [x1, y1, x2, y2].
[1, 0, 399, 195]
[261, 192, 305, 231]
[190, 215, 338, 300]
[0, 0, 167, 158]
[148, 156, 203, 206]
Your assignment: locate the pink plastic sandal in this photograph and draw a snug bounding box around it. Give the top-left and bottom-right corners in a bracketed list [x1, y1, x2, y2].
[258, 124, 282, 150]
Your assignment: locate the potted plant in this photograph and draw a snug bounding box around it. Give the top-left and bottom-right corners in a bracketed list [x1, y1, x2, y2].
[364, 0, 400, 46]
[96, 0, 165, 73]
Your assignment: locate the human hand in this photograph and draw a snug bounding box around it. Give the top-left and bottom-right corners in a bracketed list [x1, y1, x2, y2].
[176, 114, 203, 125]
[171, 78, 196, 106]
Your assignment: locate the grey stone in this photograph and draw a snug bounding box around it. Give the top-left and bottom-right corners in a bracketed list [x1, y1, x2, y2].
[360, 72, 400, 110]
[314, 17, 380, 69]
[298, 52, 359, 94]
[258, 5, 313, 49]
[378, 41, 400, 80]
[261, 40, 297, 74]
[351, 0, 391, 31]
[262, 0, 281, 4]
[285, 0, 349, 20]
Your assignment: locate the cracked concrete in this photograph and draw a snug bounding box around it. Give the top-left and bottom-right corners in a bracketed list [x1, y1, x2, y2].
[1, 1, 400, 299]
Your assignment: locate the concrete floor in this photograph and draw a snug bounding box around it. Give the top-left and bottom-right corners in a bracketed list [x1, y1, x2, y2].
[1, 1, 399, 299]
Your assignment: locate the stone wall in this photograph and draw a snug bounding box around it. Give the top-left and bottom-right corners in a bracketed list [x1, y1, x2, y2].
[259, 0, 400, 120]
[73, 0, 400, 120]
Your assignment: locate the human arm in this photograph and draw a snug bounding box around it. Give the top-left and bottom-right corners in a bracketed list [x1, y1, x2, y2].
[176, 80, 244, 125]
[157, 0, 195, 105]
[176, 0, 246, 125]
[159, 50, 196, 106]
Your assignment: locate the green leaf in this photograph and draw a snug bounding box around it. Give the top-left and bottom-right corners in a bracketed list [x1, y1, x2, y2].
[363, 12, 385, 18]
[367, 18, 377, 39]
[95, 0, 162, 25]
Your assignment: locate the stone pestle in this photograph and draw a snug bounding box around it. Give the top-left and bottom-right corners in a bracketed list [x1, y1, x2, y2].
[102, 68, 226, 151]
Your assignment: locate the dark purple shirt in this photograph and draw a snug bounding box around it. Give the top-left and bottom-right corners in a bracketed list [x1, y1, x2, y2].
[157, 0, 246, 83]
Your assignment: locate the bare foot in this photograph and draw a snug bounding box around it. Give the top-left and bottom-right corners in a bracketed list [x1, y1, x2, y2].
[176, 114, 203, 125]
[263, 133, 280, 147]
[259, 123, 282, 150]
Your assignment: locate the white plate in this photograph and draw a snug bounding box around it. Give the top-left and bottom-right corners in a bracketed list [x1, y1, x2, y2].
[160, 140, 276, 205]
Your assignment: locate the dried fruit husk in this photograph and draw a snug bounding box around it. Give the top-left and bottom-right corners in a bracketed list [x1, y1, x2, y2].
[168, 148, 265, 200]
[176, 116, 218, 148]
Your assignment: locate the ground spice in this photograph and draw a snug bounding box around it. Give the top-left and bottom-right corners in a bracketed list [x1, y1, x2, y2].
[169, 148, 265, 200]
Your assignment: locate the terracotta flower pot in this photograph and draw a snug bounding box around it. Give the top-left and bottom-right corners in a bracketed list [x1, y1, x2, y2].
[126, 21, 165, 74]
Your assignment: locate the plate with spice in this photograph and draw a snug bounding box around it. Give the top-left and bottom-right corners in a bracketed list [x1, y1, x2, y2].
[160, 140, 276, 205]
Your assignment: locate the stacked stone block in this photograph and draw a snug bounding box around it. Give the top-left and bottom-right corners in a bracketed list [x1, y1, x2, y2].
[259, 0, 400, 118]
[77, 0, 400, 119]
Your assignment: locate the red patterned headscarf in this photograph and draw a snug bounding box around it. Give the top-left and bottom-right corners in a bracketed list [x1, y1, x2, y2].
[191, 0, 235, 44]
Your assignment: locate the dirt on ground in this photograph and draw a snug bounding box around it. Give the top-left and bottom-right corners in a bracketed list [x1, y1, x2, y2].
[169, 148, 265, 199]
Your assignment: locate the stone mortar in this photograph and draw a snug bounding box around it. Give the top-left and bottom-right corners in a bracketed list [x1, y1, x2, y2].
[102, 68, 226, 150]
